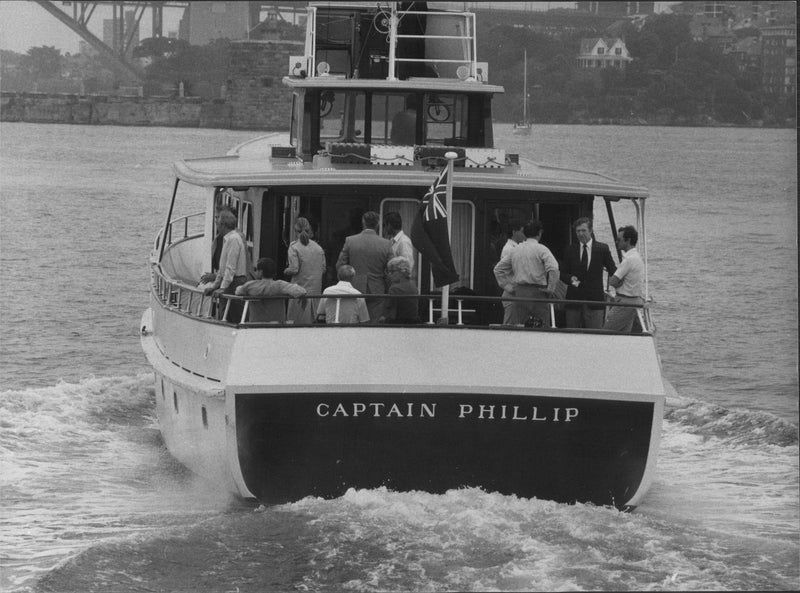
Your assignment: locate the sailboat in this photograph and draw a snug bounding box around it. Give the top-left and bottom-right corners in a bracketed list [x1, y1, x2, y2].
[514, 49, 532, 135]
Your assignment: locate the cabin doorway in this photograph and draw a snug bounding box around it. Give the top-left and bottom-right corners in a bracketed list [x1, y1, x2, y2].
[320, 197, 370, 286]
[483, 202, 537, 324]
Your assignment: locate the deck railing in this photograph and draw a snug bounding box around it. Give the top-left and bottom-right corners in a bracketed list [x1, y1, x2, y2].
[153, 212, 206, 253]
[150, 265, 652, 333]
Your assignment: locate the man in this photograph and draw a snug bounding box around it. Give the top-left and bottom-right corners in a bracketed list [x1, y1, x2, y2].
[200, 204, 252, 285]
[498, 219, 526, 324]
[560, 217, 617, 329]
[383, 211, 415, 274]
[336, 211, 394, 321]
[235, 258, 307, 323]
[493, 220, 559, 327]
[204, 210, 247, 321]
[317, 265, 369, 324]
[603, 225, 644, 333]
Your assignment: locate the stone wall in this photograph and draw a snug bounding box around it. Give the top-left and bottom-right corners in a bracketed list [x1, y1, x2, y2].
[0, 39, 303, 130]
[225, 39, 303, 129]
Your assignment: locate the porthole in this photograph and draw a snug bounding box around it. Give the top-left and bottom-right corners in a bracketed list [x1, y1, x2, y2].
[201, 406, 208, 429]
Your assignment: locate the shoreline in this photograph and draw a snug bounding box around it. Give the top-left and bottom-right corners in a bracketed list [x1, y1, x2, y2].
[1, 91, 794, 130]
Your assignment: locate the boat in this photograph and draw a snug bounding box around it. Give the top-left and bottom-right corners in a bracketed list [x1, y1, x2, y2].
[513, 49, 532, 135]
[141, 2, 665, 511]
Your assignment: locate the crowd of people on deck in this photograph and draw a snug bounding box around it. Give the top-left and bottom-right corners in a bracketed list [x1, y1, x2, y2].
[195, 205, 644, 332]
[492, 216, 644, 332]
[198, 207, 421, 326]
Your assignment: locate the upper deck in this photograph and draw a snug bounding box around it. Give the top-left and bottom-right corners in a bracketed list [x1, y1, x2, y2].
[281, 2, 505, 160]
[172, 136, 649, 200]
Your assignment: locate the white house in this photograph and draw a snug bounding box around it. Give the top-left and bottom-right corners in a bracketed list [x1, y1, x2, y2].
[576, 38, 633, 69]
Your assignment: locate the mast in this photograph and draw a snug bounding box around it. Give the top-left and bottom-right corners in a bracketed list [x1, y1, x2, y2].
[523, 49, 528, 124]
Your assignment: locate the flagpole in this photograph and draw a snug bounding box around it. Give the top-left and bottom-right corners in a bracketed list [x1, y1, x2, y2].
[440, 151, 457, 323]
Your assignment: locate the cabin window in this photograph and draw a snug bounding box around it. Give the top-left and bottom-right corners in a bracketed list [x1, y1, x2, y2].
[215, 190, 254, 245]
[378, 197, 473, 290]
[214, 189, 255, 266]
[450, 201, 475, 290]
[424, 94, 469, 146]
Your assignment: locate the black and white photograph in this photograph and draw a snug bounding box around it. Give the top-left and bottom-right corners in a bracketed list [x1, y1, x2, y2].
[1, 1, 797, 591]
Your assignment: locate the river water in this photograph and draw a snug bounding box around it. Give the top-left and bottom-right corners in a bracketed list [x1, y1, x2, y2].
[0, 122, 797, 591]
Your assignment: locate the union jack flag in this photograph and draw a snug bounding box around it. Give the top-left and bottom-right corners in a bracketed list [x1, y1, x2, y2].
[422, 166, 449, 221]
[410, 166, 459, 287]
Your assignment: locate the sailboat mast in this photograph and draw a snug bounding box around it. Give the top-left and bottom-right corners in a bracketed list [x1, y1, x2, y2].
[523, 49, 527, 123]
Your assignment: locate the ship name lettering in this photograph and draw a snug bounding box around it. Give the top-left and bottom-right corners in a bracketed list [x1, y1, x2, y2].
[458, 404, 579, 422]
[316, 402, 437, 418]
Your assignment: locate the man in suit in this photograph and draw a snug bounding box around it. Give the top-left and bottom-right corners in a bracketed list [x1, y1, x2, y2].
[560, 217, 617, 329]
[336, 211, 394, 322]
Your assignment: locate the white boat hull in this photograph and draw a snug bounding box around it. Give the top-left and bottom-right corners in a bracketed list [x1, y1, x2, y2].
[141, 304, 665, 510]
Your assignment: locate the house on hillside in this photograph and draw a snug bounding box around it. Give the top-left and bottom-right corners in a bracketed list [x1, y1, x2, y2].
[576, 37, 633, 69]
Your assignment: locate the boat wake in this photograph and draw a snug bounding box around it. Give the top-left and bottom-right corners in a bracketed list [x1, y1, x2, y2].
[1, 375, 797, 592]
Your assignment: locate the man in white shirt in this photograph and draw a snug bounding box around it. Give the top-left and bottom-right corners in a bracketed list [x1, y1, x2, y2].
[493, 220, 559, 327]
[603, 225, 644, 333]
[383, 211, 415, 274]
[317, 265, 370, 324]
[498, 220, 526, 324]
[204, 210, 248, 321]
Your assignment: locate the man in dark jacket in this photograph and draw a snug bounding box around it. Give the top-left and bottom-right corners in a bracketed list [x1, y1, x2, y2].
[336, 211, 394, 322]
[560, 217, 617, 329]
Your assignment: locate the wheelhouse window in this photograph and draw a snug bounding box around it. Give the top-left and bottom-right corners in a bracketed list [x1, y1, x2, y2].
[423, 93, 469, 146]
[320, 91, 366, 143]
[308, 90, 485, 149]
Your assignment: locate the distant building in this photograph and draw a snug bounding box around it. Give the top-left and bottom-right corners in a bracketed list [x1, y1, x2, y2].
[576, 37, 633, 69]
[670, 1, 796, 42]
[576, 2, 655, 16]
[724, 35, 761, 77]
[185, 1, 260, 45]
[761, 24, 797, 97]
[102, 10, 140, 57]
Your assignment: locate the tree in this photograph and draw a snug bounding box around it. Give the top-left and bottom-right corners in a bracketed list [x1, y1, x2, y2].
[142, 39, 232, 97]
[20, 46, 62, 79]
[133, 37, 190, 59]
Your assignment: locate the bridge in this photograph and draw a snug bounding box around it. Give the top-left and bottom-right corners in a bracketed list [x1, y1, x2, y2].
[29, 1, 307, 82]
[30, 1, 622, 83]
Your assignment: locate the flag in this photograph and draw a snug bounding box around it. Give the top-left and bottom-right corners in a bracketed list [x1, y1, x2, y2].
[410, 165, 460, 287]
